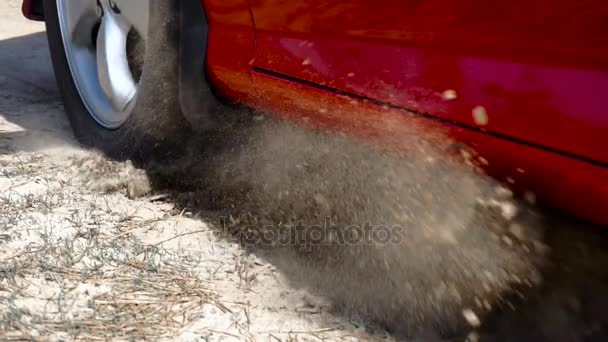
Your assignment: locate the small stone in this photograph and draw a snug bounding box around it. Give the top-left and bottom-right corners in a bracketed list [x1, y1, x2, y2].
[441, 89, 458, 100]
[478, 156, 489, 166]
[509, 223, 525, 241]
[474, 296, 482, 308]
[511, 274, 522, 284]
[495, 186, 513, 200]
[466, 331, 480, 342]
[472, 106, 489, 126]
[462, 309, 481, 327]
[461, 149, 473, 161]
[483, 299, 492, 310]
[496, 201, 518, 220]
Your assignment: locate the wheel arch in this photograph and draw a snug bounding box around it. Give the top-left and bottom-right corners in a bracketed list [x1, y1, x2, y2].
[178, 0, 223, 131]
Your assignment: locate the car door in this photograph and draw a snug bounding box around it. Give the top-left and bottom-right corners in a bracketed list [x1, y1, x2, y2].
[249, 0, 608, 165]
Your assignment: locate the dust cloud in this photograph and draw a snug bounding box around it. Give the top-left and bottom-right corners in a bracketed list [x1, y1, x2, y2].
[145, 110, 547, 338]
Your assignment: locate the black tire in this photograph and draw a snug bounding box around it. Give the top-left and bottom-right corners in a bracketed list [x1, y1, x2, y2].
[44, 0, 195, 161]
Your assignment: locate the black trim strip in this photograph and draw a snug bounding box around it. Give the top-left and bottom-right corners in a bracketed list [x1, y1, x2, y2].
[252, 66, 608, 168]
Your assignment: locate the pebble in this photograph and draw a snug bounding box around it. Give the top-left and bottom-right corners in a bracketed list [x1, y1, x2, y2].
[472, 106, 489, 126]
[466, 331, 480, 342]
[442, 89, 458, 100]
[462, 309, 481, 327]
[494, 186, 513, 200]
[509, 223, 525, 241]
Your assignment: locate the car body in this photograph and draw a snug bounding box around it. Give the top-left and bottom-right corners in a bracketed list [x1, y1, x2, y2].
[24, 0, 608, 224]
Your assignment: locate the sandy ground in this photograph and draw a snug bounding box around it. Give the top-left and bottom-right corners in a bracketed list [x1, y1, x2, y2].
[3, 1, 608, 341]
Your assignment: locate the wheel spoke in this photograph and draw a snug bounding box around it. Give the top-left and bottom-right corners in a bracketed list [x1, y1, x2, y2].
[96, 5, 137, 112]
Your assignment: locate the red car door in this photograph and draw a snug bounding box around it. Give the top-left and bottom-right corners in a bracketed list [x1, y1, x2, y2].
[249, 0, 608, 165]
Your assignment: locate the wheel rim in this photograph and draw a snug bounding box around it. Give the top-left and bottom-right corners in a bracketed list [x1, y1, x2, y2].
[56, 0, 149, 129]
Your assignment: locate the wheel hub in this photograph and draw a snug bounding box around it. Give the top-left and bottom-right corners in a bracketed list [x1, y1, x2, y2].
[56, 0, 149, 128]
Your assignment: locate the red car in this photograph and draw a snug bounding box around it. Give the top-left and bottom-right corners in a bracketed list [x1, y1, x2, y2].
[24, 0, 608, 224]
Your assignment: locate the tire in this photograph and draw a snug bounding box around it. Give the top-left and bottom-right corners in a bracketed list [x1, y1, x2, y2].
[43, 0, 196, 161]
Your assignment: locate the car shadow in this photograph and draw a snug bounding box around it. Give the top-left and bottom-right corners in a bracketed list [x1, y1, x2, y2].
[0, 31, 76, 154]
[477, 213, 608, 342]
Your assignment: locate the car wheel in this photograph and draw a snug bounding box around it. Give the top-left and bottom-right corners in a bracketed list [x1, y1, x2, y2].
[44, 0, 196, 160]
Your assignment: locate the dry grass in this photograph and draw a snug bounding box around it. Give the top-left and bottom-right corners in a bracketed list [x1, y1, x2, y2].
[0, 151, 387, 341]
[0, 154, 210, 340]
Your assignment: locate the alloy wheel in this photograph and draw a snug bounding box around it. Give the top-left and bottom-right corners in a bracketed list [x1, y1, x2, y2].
[56, 0, 149, 129]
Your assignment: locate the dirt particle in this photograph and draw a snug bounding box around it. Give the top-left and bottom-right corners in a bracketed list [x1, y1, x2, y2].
[472, 106, 489, 126]
[313, 193, 331, 211]
[466, 331, 480, 342]
[442, 89, 458, 100]
[524, 191, 537, 204]
[494, 186, 513, 200]
[463, 309, 481, 327]
[509, 223, 525, 241]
